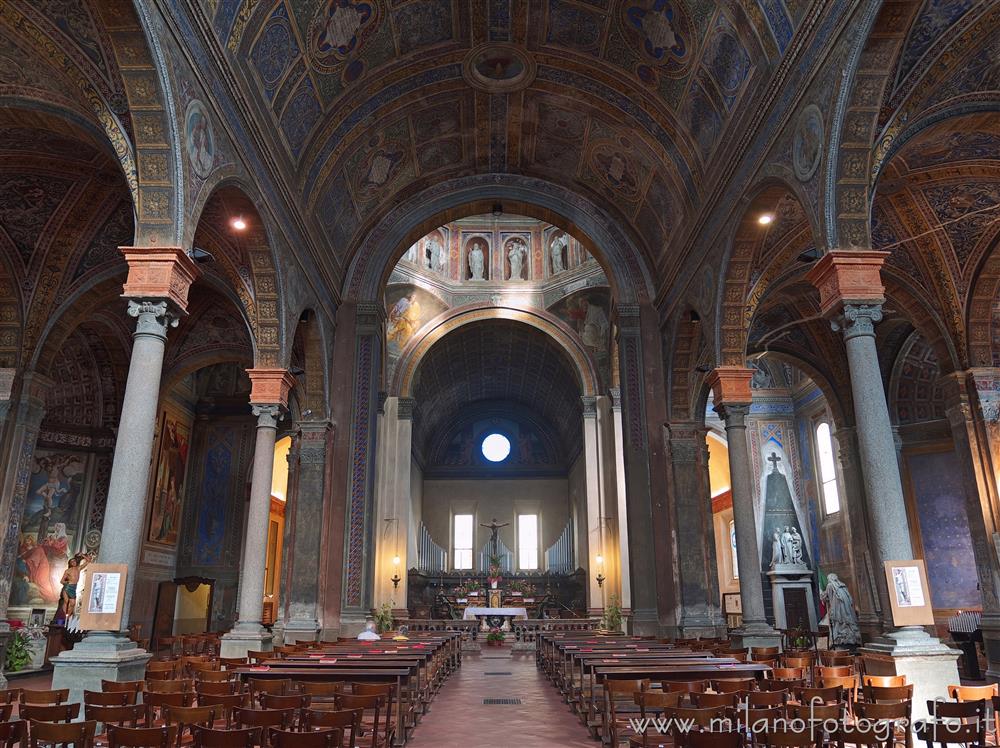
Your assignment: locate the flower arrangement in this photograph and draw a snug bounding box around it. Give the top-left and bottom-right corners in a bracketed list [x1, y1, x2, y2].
[601, 594, 623, 633]
[373, 601, 394, 634]
[485, 627, 505, 646]
[508, 580, 533, 595]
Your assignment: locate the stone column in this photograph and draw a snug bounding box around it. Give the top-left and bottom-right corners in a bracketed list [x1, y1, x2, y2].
[943, 370, 1000, 678]
[831, 426, 882, 637]
[807, 251, 957, 715]
[609, 389, 632, 614]
[665, 422, 724, 637]
[581, 396, 606, 615]
[52, 247, 197, 698]
[282, 421, 332, 643]
[222, 369, 295, 658]
[707, 368, 779, 647]
[373, 397, 413, 615]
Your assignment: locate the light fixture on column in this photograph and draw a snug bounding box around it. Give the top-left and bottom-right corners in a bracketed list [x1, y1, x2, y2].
[391, 554, 402, 589]
[595, 554, 606, 588]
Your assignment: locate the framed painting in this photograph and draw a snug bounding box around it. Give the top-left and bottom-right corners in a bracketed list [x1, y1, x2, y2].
[147, 411, 191, 546]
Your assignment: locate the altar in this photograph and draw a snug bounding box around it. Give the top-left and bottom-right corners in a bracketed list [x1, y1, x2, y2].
[462, 606, 529, 630]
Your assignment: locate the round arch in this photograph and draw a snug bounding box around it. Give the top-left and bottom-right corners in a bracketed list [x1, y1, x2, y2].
[189, 180, 285, 367]
[716, 177, 819, 366]
[344, 174, 654, 305]
[391, 305, 600, 399]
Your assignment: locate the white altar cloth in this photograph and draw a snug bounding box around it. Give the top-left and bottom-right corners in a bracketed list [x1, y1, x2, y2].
[462, 606, 528, 620]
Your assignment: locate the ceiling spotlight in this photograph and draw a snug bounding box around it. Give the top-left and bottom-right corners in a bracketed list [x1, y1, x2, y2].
[491, 202, 503, 217]
[231, 216, 247, 231]
[757, 213, 773, 225]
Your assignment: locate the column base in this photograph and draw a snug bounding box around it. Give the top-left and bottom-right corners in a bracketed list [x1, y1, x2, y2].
[678, 608, 727, 639]
[220, 624, 273, 659]
[861, 626, 961, 721]
[729, 622, 782, 650]
[51, 632, 151, 705]
[282, 620, 321, 646]
[629, 608, 659, 636]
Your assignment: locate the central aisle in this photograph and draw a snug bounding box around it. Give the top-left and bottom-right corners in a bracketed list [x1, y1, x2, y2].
[408, 647, 594, 747]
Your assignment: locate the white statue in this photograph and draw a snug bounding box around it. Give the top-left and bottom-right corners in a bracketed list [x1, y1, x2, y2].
[821, 573, 861, 647]
[780, 526, 794, 564]
[550, 234, 568, 273]
[770, 529, 785, 568]
[788, 527, 804, 565]
[426, 237, 445, 272]
[469, 242, 485, 280]
[507, 239, 526, 280]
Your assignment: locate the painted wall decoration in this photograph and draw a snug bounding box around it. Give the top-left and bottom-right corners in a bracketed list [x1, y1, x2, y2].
[184, 99, 216, 179]
[548, 288, 612, 385]
[619, 0, 693, 83]
[308, 0, 381, 81]
[906, 450, 980, 610]
[385, 285, 449, 363]
[193, 426, 236, 566]
[12, 451, 88, 608]
[147, 412, 191, 547]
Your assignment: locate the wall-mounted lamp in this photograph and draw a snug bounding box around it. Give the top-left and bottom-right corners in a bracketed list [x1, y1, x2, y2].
[595, 554, 605, 588]
[391, 554, 402, 589]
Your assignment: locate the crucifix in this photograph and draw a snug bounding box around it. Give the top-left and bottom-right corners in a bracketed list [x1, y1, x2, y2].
[768, 452, 782, 473]
[480, 517, 510, 558]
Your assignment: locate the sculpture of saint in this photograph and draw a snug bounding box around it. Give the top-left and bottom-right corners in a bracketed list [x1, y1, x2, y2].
[821, 573, 861, 647]
[507, 239, 526, 280]
[550, 234, 568, 273]
[469, 241, 486, 280]
[770, 529, 785, 568]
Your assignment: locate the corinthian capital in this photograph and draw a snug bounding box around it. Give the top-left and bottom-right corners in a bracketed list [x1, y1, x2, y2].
[127, 300, 180, 337]
[252, 404, 283, 429]
[831, 303, 883, 340]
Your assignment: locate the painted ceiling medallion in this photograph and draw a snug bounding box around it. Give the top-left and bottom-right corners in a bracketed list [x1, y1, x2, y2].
[308, 0, 381, 79]
[353, 134, 407, 201]
[793, 104, 824, 182]
[620, 0, 693, 82]
[463, 43, 536, 93]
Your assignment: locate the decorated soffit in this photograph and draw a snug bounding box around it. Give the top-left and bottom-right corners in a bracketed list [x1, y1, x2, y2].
[192, 0, 810, 277]
[410, 318, 584, 458]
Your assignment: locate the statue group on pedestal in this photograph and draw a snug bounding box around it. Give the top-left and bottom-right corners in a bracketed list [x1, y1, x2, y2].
[769, 525, 805, 568]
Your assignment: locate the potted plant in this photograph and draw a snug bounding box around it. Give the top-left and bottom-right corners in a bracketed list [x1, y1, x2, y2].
[5, 629, 31, 673]
[485, 627, 505, 647]
[601, 594, 623, 633]
[373, 602, 394, 635]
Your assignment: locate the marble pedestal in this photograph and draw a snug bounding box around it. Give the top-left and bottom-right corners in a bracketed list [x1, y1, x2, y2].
[767, 565, 818, 631]
[220, 626, 273, 659]
[282, 621, 321, 646]
[862, 627, 961, 721]
[729, 622, 783, 650]
[50, 633, 151, 706]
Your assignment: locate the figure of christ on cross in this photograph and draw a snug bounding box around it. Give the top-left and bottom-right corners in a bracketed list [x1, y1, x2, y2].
[480, 517, 510, 558]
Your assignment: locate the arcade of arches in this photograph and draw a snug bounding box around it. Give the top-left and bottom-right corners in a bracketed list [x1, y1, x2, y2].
[5, 0, 1000, 733]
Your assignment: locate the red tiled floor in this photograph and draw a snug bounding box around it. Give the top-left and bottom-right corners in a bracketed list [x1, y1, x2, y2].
[408, 648, 594, 748]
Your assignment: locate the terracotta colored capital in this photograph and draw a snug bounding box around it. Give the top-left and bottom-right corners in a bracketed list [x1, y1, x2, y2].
[247, 368, 297, 407]
[120, 247, 199, 313]
[706, 367, 753, 407]
[805, 250, 888, 317]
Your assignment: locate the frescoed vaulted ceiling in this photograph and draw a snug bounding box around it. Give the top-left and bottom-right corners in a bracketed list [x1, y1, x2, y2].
[190, 0, 812, 278]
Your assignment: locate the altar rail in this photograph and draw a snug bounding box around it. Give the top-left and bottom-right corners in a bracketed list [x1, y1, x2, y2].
[394, 618, 601, 646]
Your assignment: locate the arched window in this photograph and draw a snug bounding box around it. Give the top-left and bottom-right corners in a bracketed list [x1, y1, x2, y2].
[815, 422, 841, 514]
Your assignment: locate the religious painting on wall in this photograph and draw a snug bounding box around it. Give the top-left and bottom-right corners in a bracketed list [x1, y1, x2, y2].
[385, 285, 448, 363]
[147, 411, 191, 547]
[548, 288, 612, 385]
[193, 426, 236, 567]
[12, 450, 88, 609]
